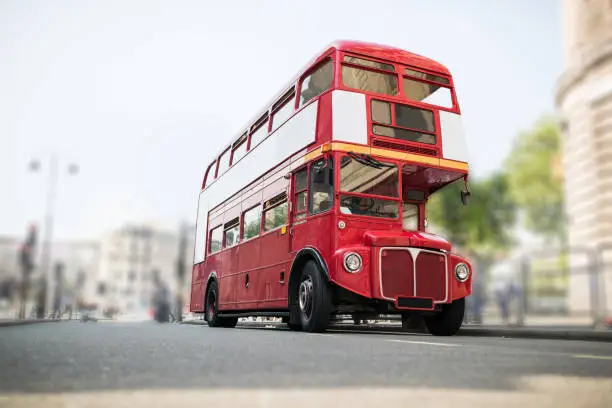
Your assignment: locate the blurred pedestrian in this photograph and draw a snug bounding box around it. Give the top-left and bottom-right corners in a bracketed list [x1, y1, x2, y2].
[465, 250, 486, 324]
[490, 256, 523, 326]
[151, 271, 171, 323]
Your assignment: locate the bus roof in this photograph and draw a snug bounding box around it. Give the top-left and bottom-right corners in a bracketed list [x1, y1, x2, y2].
[332, 40, 451, 76]
[202, 40, 451, 181]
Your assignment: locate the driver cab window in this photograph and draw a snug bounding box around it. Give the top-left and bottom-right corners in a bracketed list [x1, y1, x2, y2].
[402, 204, 419, 230]
[402, 189, 425, 230]
[309, 157, 334, 214]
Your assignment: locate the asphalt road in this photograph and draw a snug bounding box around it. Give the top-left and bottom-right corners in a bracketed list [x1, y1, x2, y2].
[0, 321, 611, 408]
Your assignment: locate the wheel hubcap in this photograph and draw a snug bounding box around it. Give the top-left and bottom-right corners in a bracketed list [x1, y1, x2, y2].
[299, 276, 313, 319]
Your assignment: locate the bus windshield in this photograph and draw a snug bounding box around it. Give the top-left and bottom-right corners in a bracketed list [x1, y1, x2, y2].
[338, 155, 399, 218]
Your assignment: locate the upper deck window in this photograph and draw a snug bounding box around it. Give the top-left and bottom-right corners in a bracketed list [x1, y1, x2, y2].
[342, 65, 398, 96]
[271, 89, 295, 131]
[249, 115, 269, 148]
[344, 56, 395, 72]
[403, 78, 453, 109]
[217, 149, 230, 177]
[203, 162, 214, 188]
[231, 133, 248, 165]
[405, 68, 449, 85]
[300, 58, 334, 106]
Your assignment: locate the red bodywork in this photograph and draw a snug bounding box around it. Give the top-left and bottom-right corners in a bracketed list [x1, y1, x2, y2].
[190, 41, 472, 316]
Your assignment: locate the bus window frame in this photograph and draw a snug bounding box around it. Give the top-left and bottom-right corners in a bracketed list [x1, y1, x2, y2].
[241, 204, 262, 242]
[271, 87, 296, 132]
[368, 99, 439, 147]
[248, 113, 270, 150]
[293, 166, 309, 222]
[223, 217, 240, 248]
[202, 162, 215, 189]
[208, 224, 223, 254]
[262, 192, 289, 233]
[336, 153, 402, 221]
[298, 56, 335, 108]
[230, 133, 248, 166]
[216, 148, 231, 178]
[309, 156, 334, 216]
[401, 76, 455, 111]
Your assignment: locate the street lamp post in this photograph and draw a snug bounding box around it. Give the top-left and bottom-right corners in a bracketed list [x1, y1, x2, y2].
[29, 154, 78, 318]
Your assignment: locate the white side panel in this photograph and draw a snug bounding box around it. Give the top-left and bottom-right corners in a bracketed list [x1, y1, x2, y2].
[193, 100, 319, 264]
[439, 111, 469, 163]
[193, 191, 209, 263]
[332, 90, 368, 145]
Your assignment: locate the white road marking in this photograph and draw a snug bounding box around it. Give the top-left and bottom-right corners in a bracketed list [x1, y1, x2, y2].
[573, 354, 612, 361]
[304, 333, 338, 338]
[329, 328, 429, 336]
[388, 339, 461, 347]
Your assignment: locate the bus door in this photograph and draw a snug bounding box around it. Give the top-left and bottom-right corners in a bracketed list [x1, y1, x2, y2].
[290, 156, 334, 254]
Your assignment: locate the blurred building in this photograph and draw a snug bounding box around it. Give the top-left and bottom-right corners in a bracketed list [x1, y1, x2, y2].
[51, 240, 100, 308]
[0, 236, 19, 281]
[556, 0, 612, 316]
[97, 223, 194, 314]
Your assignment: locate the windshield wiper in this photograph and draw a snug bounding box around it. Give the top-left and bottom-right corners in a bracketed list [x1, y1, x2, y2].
[348, 151, 394, 169]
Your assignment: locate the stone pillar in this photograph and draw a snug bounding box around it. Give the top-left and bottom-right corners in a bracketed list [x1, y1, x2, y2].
[556, 0, 612, 320]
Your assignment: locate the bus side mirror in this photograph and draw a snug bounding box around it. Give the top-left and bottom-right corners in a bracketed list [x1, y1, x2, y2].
[461, 190, 471, 206]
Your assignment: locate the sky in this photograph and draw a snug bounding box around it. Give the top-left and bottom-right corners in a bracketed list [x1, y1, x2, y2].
[0, 0, 563, 241]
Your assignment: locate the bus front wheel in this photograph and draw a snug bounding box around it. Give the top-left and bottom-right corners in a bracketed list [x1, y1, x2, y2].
[297, 260, 331, 332]
[205, 281, 238, 328]
[424, 298, 465, 336]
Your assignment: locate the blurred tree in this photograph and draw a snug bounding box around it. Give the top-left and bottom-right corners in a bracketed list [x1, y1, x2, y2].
[504, 116, 565, 243]
[427, 172, 517, 256]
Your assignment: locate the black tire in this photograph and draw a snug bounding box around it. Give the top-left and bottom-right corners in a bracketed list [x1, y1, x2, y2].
[297, 260, 332, 332]
[401, 313, 426, 332]
[205, 281, 237, 328]
[424, 298, 465, 336]
[220, 317, 238, 328]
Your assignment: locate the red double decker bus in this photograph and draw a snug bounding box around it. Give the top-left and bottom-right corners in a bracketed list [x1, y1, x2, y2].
[190, 40, 472, 335]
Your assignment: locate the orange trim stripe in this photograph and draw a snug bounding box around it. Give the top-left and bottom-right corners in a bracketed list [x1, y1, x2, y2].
[304, 142, 468, 172]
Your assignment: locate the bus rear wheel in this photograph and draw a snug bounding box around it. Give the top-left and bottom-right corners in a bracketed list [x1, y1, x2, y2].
[297, 260, 331, 332]
[424, 298, 465, 336]
[205, 281, 238, 328]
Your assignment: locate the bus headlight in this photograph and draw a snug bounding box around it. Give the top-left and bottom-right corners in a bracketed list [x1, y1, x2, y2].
[343, 252, 362, 273]
[455, 263, 470, 282]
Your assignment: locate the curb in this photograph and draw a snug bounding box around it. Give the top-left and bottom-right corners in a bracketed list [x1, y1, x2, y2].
[180, 320, 207, 325]
[0, 319, 62, 328]
[181, 320, 612, 342]
[458, 327, 612, 343]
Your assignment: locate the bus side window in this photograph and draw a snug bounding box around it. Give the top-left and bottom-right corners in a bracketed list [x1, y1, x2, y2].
[209, 226, 223, 254]
[263, 193, 288, 232]
[294, 168, 308, 221]
[299, 58, 333, 107]
[224, 217, 240, 248]
[242, 205, 261, 240]
[309, 157, 334, 214]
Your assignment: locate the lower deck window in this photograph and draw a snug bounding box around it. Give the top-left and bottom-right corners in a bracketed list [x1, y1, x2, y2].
[264, 202, 288, 231]
[209, 226, 222, 253]
[339, 195, 399, 219]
